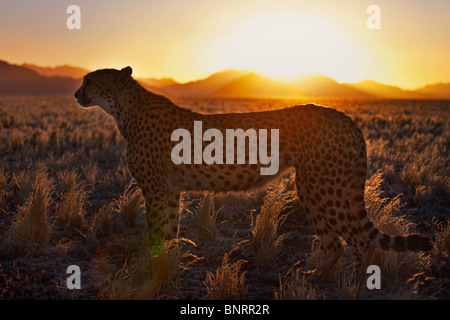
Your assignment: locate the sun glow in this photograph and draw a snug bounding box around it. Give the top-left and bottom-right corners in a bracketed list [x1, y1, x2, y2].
[203, 8, 367, 82]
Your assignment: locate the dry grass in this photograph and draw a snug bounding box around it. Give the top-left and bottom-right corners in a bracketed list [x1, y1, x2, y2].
[56, 169, 79, 194]
[332, 270, 361, 300]
[365, 171, 412, 235]
[204, 252, 247, 300]
[196, 193, 219, 241]
[435, 221, 450, 255]
[5, 130, 25, 151]
[90, 203, 116, 243]
[30, 128, 49, 153]
[10, 170, 34, 206]
[80, 162, 98, 190]
[251, 181, 293, 271]
[56, 183, 87, 231]
[97, 237, 197, 299]
[4, 172, 53, 256]
[114, 183, 143, 228]
[306, 235, 322, 270]
[0, 168, 9, 212]
[275, 272, 316, 300]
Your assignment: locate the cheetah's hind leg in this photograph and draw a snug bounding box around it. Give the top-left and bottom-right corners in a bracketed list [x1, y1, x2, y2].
[294, 171, 344, 281]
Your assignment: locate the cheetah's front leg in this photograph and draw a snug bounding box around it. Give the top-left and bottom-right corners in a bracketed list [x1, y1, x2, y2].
[143, 191, 181, 253]
[163, 193, 181, 240]
[143, 190, 169, 252]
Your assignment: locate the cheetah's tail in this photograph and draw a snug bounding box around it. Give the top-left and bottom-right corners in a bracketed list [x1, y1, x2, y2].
[363, 218, 434, 252]
[347, 123, 434, 252]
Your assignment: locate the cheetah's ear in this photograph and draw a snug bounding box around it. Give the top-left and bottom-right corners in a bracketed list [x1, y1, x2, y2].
[121, 66, 132, 76]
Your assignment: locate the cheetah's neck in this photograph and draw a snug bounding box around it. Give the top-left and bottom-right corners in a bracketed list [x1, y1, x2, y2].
[113, 79, 181, 140]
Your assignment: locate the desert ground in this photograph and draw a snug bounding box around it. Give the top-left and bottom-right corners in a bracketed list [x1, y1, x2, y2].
[0, 96, 449, 299]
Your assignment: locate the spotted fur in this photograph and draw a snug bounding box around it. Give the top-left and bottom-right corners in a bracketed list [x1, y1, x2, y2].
[75, 67, 433, 275]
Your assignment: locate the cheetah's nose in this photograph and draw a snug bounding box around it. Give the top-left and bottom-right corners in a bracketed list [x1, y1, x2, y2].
[74, 89, 80, 99]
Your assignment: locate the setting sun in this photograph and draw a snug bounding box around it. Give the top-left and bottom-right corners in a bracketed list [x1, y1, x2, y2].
[203, 8, 367, 82]
[0, 0, 449, 88]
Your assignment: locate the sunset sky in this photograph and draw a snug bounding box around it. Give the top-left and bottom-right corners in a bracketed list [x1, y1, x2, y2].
[0, 0, 449, 89]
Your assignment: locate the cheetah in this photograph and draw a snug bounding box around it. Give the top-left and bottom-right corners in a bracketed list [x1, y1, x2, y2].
[75, 67, 433, 277]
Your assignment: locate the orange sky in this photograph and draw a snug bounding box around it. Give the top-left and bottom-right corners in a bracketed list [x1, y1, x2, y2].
[0, 0, 449, 89]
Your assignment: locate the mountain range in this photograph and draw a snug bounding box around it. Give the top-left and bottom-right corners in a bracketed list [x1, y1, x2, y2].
[0, 60, 449, 99]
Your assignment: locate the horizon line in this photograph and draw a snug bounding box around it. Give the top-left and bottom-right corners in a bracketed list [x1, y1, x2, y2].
[4, 58, 449, 91]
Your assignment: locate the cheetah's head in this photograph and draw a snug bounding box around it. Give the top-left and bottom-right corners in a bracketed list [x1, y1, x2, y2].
[74, 67, 132, 114]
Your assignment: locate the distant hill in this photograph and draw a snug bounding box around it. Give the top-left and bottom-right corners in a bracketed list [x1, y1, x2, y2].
[213, 73, 450, 99]
[22, 63, 89, 79]
[348, 80, 427, 98]
[138, 77, 178, 88]
[136, 77, 178, 97]
[214, 73, 303, 97]
[163, 69, 250, 97]
[0, 60, 81, 95]
[214, 73, 373, 98]
[294, 74, 370, 98]
[414, 82, 450, 99]
[1, 59, 449, 99]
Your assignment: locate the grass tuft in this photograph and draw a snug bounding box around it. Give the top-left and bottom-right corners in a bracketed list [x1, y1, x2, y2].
[204, 252, 247, 300]
[56, 183, 87, 231]
[251, 181, 292, 271]
[197, 193, 219, 241]
[275, 272, 316, 300]
[4, 172, 53, 256]
[114, 183, 143, 228]
[435, 221, 450, 255]
[97, 237, 197, 299]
